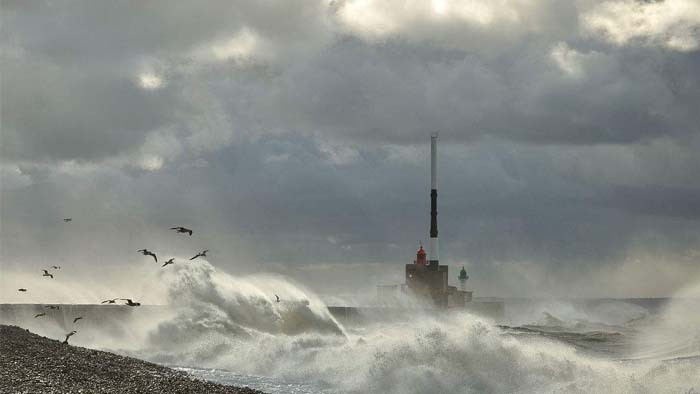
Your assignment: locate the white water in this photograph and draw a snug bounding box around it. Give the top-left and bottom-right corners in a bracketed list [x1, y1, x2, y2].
[3, 260, 700, 393]
[139, 261, 700, 393]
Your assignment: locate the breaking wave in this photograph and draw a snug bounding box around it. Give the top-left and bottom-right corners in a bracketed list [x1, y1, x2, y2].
[128, 261, 700, 393]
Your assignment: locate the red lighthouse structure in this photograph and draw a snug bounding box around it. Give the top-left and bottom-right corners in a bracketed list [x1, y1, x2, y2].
[414, 244, 427, 265]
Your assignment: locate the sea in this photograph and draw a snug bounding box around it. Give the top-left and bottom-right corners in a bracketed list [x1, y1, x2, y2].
[2, 261, 699, 393]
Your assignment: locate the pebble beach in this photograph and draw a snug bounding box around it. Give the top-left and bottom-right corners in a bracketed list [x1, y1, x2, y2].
[0, 325, 265, 394]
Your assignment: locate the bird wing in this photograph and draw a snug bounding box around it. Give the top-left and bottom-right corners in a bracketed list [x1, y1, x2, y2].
[189, 255, 198, 260]
[150, 253, 157, 262]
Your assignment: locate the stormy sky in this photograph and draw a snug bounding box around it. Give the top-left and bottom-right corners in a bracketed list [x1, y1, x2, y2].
[2, 0, 700, 301]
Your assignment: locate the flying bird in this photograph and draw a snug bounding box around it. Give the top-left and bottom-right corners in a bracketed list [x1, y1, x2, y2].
[275, 294, 280, 303]
[189, 250, 209, 260]
[34, 313, 46, 318]
[51, 266, 61, 269]
[121, 298, 141, 307]
[42, 269, 54, 278]
[18, 288, 27, 292]
[101, 299, 117, 304]
[63, 331, 77, 344]
[45, 305, 60, 310]
[170, 226, 193, 236]
[64, 218, 72, 222]
[162, 258, 175, 268]
[73, 316, 84, 323]
[137, 249, 157, 262]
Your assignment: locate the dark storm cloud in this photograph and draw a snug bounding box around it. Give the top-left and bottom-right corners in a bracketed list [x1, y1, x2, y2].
[2, 0, 700, 297]
[1, 58, 183, 161]
[1, 0, 332, 162]
[271, 37, 700, 146]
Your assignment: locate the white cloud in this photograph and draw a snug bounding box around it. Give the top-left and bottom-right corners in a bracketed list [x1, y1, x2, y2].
[139, 155, 164, 171]
[138, 72, 164, 89]
[548, 41, 608, 79]
[583, 0, 700, 51]
[336, 0, 522, 40]
[209, 28, 263, 63]
[336, 0, 405, 37]
[430, 0, 519, 25]
[318, 140, 360, 165]
[550, 42, 585, 77]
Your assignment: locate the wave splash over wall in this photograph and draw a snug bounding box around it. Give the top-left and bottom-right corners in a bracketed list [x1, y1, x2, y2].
[134, 261, 699, 394]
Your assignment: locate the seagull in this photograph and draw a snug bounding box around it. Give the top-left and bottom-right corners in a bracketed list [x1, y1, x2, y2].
[42, 269, 54, 279]
[18, 288, 27, 292]
[120, 298, 141, 307]
[51, 266, 61, 269]
[34, 313, 46, 318]
[275, 294, 280, 303]
[101, 299, 117, 304]
[45, 305, 60, 310]
[189, 250, 209, 260]
[63, 331, 77, 344]
[170, 226, 193, 236]
[64, 218, 72, 222]
[161, 258, 175, 268]
[137, 249, 157, 262]
[73, 316, 84, 323]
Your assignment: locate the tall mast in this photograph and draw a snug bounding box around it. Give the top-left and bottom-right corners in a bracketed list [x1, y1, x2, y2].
[429, 134, 439, 263]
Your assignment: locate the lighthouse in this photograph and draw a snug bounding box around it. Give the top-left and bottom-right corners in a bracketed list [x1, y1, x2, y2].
[378, 135, 473, 308]
[458, 266, 469, 291]
[415, 243, 427, 265]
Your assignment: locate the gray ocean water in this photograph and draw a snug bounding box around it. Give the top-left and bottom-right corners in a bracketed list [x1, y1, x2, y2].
[3, 262, 699, 393]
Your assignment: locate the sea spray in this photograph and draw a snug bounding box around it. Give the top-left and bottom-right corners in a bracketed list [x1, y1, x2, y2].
[631, 280, 700, 360]
[133, 261, 700, 393]
[156, 259, 345, 337]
